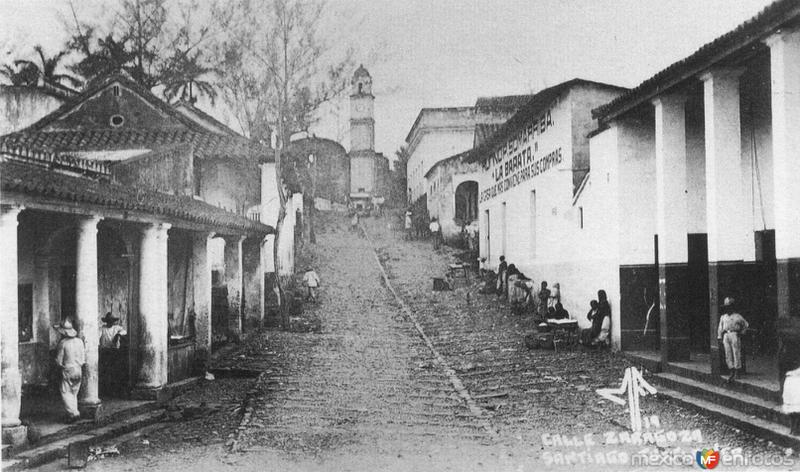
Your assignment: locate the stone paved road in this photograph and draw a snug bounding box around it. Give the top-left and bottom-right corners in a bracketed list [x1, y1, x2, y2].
[45, 212, 795, 471]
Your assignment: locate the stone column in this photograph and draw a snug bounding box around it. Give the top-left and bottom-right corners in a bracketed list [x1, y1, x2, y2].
[224, 236, 244, 336]
[134, 223, 170, 398]
[75, 216, 102, 419]
[192, 233, 213, 359]
[242, 237, 264, 330]
[701, 68, 755, 374]
[653, 94, 691, 363]
[1, 205, 26, 446]
[767, 29, 800, 386]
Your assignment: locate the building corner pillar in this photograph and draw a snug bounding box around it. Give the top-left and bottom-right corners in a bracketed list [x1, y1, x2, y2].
[653, 93, 691, 363]
[1, 205, 26, 446]
[133, 223, 170, 399]
[766, 29, 800, 388]
[75, 215, 102, 419]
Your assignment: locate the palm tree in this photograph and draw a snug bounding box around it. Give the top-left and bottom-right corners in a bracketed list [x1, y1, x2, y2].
[14, 45, 83, 89]
[70, 34, 136, 85]
[0, 63, 39, 87]
[161, 50, 218, 104]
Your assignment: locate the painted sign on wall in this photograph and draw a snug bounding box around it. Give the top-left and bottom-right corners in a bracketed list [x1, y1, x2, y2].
[479, 107, 563, 203]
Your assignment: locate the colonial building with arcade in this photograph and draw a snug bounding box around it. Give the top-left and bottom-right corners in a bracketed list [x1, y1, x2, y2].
[588, 0, 800, 395]
[0, 72, 278, 446]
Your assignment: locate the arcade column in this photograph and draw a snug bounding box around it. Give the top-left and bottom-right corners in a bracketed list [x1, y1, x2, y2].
[75, 215, 103, 419]
[192, 233, 213, 361]
[224, 235, 244, 336]
[766, 29, 800, 386]
[1, 205, 26, 446]
[700, 67, 756, 374]
[134, 223, 170, 399]
[653, 93, 691, 363]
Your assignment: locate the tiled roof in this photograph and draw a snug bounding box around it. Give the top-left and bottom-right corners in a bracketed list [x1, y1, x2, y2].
[473, 123, 503, 147]
[27, 72, 206, 133]
[475, 94, 534, 112]
[0, 159, 272, 235]
[465, 79, 626, 164]
[0, 129, 272, 162]
[593, 0, 800, 123]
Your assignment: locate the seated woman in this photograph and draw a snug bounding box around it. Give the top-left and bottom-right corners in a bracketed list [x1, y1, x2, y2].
[580, 300, 599, 345]
[553, 302, 570, 320]
[590, 290, 612, 347]
[507, 264, 532, 306]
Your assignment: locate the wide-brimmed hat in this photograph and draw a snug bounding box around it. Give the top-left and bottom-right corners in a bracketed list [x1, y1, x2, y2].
[101, 312, 119, 323]
[55, 319, 78, 337]
[723, 297, 735, 308]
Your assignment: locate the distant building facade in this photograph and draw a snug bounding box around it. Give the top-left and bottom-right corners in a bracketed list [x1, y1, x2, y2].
[473, 79, 626, 336]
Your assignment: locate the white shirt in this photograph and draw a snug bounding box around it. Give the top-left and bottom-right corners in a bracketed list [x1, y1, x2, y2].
[429, 221, 440, 232]
[303, 270, 320, 287]
[100, 325, 127, 349]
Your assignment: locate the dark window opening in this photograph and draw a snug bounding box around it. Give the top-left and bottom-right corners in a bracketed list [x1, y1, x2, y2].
[579, 206, 584, 229]
[455, 181, 479, 223]
[358, 83, 363, 93]
[112, 85, 121, 97]
[110, 115, 125, 127]
[18, 284, 33, 342]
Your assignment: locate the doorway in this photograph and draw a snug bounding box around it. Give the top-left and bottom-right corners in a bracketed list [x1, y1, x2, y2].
[687, 233, 710, 353]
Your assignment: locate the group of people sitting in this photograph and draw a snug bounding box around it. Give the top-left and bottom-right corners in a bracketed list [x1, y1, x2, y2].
[481, 255, 611, 347]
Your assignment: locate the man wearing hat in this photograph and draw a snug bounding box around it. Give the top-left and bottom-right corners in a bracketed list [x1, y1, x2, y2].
[54, 318, 85, 422]
[100, 312, 127, 350]
[716, 297, 750, 383]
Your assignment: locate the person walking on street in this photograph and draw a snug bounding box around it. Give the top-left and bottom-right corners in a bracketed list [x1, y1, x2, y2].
[54, 319, 85, 423]
[496, 256, 508, 298]
[404, 211, 413, 240]
[717, 297, 749, 383]
[350, 211, 359, 232]
[303, 267, 321, 303]
[429, 218, 441, 250]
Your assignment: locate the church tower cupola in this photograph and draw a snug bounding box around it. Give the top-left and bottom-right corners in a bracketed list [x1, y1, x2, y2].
[351, 64, 373, 97]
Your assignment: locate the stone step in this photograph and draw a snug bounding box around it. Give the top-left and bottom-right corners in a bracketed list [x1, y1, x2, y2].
[2, 409, 165, 471]
[655, 385, 800, 450]
[663, 362, 781, 402]
[652, 372, 790, 427]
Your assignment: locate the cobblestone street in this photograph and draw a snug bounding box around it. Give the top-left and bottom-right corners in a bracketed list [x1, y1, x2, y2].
[50, 212, 794, 471]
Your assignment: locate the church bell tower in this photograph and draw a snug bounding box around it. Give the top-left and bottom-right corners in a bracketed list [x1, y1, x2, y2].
[350, 65, 374, 152]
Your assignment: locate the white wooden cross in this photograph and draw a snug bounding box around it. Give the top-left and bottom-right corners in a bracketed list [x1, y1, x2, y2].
[596, 366, 657, 432]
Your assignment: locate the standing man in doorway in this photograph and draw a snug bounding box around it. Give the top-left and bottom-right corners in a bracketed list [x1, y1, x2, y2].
[717, 297, 749, 383]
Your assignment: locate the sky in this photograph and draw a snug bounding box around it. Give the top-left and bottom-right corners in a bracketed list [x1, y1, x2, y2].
[0, 0, 778, 159]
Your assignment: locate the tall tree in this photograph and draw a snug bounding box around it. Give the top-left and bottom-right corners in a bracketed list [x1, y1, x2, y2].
[12, 45, 83, 89]
[390, 145, 410, 207]
[216, 0, 354, 324]
[66, 0, 227, 95]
